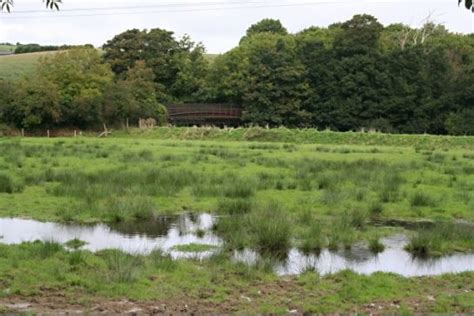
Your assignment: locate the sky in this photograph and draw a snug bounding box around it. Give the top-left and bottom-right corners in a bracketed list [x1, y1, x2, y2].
[0, 0, 472, 53]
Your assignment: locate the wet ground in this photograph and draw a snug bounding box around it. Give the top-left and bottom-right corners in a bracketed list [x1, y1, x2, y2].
[1, 214, 473, 276]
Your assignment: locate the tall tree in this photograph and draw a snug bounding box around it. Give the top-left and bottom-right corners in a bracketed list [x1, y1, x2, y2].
[240, 18, 288, 43]
[37, 48, 113, 127]
[240, 33, 312, 127]
[103, 28, 206, 102]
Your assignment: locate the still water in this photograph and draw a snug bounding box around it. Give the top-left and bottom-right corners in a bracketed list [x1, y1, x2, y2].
[1, 215, 473, 276]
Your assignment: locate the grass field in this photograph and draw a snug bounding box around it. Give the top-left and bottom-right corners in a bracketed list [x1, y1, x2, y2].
[0, 51, 217, 81]
[0, 128, 474, 313]
[0, 44, 16, 53]
[0, 51, 57, 81]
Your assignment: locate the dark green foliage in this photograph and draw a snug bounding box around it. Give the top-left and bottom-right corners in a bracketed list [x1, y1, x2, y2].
[1, 14, 473, 134]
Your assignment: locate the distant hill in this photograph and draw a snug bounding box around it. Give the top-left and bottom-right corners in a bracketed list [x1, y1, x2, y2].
[0, 51, 219, 81]
[0, 44, 16, 54]
[0, 51, 57, 81]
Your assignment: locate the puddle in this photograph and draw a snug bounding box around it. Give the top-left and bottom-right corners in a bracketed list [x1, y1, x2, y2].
[0, 214, 221, 258]
[1, 216, 474, 277]
[234, 235, 474, 276]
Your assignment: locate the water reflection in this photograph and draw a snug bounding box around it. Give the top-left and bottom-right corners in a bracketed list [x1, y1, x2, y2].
[0, 214, 220, 257]
[1, 216, 474, 277]
[233, 235, 474, 276]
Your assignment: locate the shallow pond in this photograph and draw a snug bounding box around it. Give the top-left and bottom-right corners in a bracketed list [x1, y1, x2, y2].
[0, 214, 220, 259]
[1, 215, 473, 276]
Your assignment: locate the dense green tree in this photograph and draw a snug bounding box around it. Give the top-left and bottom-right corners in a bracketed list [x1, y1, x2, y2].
[11, 79, 61, 129]
[0, 80, 18, 126]
[1, 14, 473, 134]
[170, 39, 210, 102]
[103, 28, 206, 103]
[204, 48, 249, 104]
[37, 48, 113, 127]
[240, 19, 288, 43]
[334, 14, 384, 56]
[102, 29, 147, 76]
[103, 61, 167, 126]
[239, 33, 312, 127]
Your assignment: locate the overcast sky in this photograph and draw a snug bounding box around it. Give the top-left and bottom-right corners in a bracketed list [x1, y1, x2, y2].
[0, 0, 472, 53]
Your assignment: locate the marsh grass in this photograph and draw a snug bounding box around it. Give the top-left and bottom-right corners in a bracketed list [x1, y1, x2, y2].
[368, 201, 384, 218]
[31, 240, 63, 259]
[0, 172, 24, 193]
[249, 204, 292, 255]
[368, 237, 385, 254]
[406, 222, 474, 257]
[68, 250, 86, 266]
[410, 191, 437, 207]
[65, 238, 87, 249]
[300, 224, 324, 255]
[222, 177, 256, 198]
[102, 250, 144, 283]
[149, 249, 177, 271]
[102, 196, 155, 222]
[377, 171, 404, 203]
[218, 198, 253, 215]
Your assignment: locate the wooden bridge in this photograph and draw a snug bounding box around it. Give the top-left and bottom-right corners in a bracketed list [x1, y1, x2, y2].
[166, 103, 242, 126]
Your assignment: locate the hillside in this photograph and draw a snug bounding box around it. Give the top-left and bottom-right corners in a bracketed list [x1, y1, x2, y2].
[0, 51, 57, 81]
[0, 44, 16, 53]
[0, 51, 218, 81]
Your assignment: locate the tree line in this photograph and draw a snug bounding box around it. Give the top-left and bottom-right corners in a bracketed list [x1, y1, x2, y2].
[0, 14, 473, 134]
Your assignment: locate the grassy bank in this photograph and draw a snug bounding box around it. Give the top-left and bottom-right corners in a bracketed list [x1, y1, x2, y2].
[0, 242, 473, 314]
[123, 127, 474, 150]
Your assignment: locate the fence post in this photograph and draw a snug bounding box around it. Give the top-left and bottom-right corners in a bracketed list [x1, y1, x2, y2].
[47, 130, 50, 138]
[74, 130, 77, 137]
[21, 128, 24, 137]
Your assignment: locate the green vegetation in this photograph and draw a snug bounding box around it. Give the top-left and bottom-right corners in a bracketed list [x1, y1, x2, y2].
[0, 130, 474, 313]
[0, 241, 473, 313]
[1, 15, 473, 134]
[172, 244, 217, 252]
[0, 130, 473, 255]
[0, 51, 57, 81]
[0, 43, 16, 53]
